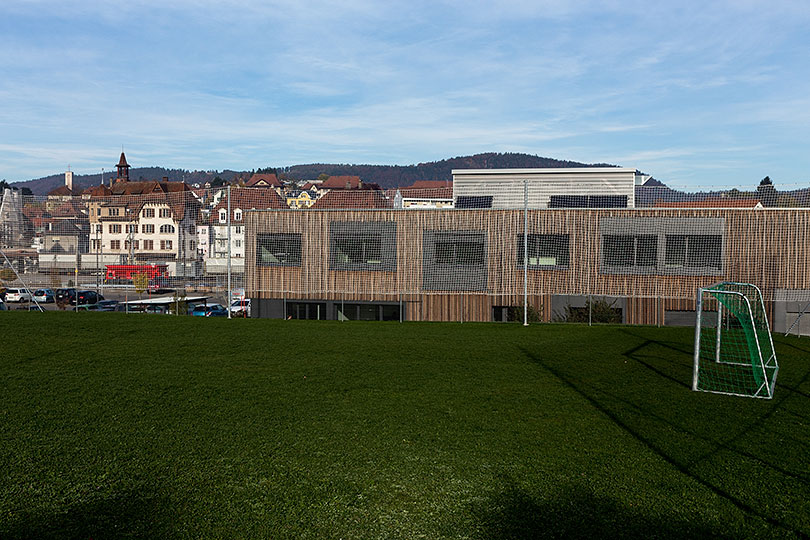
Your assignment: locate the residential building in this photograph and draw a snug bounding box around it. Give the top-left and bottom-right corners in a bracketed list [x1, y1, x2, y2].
[285, 190, 317, 209]
[206, 187, 287, 273]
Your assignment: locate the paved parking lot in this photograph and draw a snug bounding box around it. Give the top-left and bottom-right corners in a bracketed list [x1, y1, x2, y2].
[5, 287, 229, 312]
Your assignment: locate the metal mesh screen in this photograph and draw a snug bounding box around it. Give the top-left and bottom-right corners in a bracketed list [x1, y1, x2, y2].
[1, 182, 810, 327]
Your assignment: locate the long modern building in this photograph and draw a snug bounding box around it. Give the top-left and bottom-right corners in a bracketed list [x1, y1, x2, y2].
[244, 206, 810, 334]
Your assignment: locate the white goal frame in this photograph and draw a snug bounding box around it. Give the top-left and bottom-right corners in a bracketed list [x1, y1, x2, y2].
[692, 282, 779, 399]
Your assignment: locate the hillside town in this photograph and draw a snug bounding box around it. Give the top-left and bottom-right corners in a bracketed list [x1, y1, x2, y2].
[0, 152, 454, 279]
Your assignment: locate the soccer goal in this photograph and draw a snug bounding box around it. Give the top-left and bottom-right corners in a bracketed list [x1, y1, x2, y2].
[693, 282, 779, 399]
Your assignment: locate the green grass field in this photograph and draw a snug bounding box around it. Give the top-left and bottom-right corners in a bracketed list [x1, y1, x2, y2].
[1, 313, 808, 539]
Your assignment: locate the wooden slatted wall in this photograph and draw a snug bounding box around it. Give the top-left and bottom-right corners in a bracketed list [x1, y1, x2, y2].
[246, 208, 810, 323]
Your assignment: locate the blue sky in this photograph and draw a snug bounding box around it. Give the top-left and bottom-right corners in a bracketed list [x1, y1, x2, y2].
[1, 0, 809, 189]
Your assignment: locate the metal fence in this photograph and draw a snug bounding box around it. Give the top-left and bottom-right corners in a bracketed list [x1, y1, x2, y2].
[2, 181, 810, 332]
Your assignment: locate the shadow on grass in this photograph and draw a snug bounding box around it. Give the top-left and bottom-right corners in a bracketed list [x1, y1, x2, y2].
[473, 480, 729, 540]
[1, 487, 178, 540]
[618, 334, 692, 390]
[518, 346, 809, 538]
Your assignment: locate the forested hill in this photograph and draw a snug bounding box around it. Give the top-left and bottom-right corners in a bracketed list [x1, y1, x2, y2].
[11, 153, 618, 195]
[9, 168, 245, 197]
[283, 153, 614, 189]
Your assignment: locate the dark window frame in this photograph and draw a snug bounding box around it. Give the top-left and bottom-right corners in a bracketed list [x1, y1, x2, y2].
[422, 230, 488, 291]
[602, 234, 658, 269]
[664, 234, 722, 271]
[328, 221, 397, 272]
[517, 234, 570, 269]
[455, 195, 493, 209]
[599, 217, 725, 276]
[257, 232, 302, 267]
[549, 195, 628, 208]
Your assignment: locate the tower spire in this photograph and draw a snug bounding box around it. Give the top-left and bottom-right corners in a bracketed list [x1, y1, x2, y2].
[116, 150, 130, 183]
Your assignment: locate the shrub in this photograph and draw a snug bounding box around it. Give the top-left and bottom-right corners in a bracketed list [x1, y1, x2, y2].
[554, 298, 622, 324]
[509, 304, 542, 323]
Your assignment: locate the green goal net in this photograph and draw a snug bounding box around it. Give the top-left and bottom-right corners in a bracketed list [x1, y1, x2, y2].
[693, 282, 778, 399]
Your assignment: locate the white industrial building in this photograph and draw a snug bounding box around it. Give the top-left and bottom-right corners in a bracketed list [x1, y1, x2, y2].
[451, 167, 648, 209]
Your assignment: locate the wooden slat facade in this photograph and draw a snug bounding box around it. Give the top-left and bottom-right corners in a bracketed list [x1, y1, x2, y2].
[245, 208, 810, 324]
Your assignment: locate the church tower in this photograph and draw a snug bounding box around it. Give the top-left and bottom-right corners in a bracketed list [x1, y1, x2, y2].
[116, 151, 130, 183]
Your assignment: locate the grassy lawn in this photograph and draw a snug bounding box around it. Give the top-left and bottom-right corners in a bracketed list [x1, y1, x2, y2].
[1, 312, 808, 539]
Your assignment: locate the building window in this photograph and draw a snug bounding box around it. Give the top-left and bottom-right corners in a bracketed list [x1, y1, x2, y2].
[423, 230, 487, 291]
[517, 234, 570, 269]
[599, 217, 725, 275]
[109, 224, 122, 234]
[124, 239, 139, 250]
[160, 240, 173, 250]
[125, 224, 137, 233]
[219, 209, 227, 223]
[108, 208, 120, 217]
[549, 195, 628, 208]
[143, 240, 154, 251]
[603, 235, 657, 268]
[234, 226, 242, 234]
[143, 208, 155, 218]
[160, 224, 175, 234]
[189, 240, 196, 250]
[665, 235, 722, 271]
[257, 233, 302, 266]
[335, 303, 401, 321]
[142, 224, 154, 234]
[91, 239, 100, 250]
[455, 196, 493, 209]
[234, 209, 242, 221]
[159, 208, 172, 218]
[286, 301, 327, 320]
[110, 240, 121, 250]
[95, 224, 102, 233]
[329, 221, 396, 272]
[235, 239, 242, 248]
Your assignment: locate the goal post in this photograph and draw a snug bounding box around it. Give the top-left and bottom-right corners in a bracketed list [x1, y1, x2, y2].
[693, 282, 779, 399]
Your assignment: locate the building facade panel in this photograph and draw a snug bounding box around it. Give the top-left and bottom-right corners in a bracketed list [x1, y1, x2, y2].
[246, 208, 810, 324]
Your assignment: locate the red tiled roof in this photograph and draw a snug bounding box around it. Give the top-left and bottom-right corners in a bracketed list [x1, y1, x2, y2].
[22, 206, 52, 228]
[654, 198, 762, 208]
[210, 187, 287, 223]
[97, 191, 202, 222]
[82, 184, 112, 197]
[310, 190, 392, 209]
[301, 182, 317, 190]
[110, 180, 191, 196]
[50, 200, 86, 218]
[403, 180, 452, 189]
[321, 176, 363, 189]
[47, 185, 75, 197]
[246, 174, 282, 188]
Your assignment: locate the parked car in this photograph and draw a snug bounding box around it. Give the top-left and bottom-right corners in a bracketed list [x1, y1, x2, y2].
[5, 288, 32, 303]
[229, 298, 251, 317]
[191, 303, 228, 317]
[76, 290, 104, 305]
[115, 303, 145, 313]
[94, 300, 120, 311]
[56, 288, 77, 304]
[33, 288, 55, 303]
[80, 300, 119, 312]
